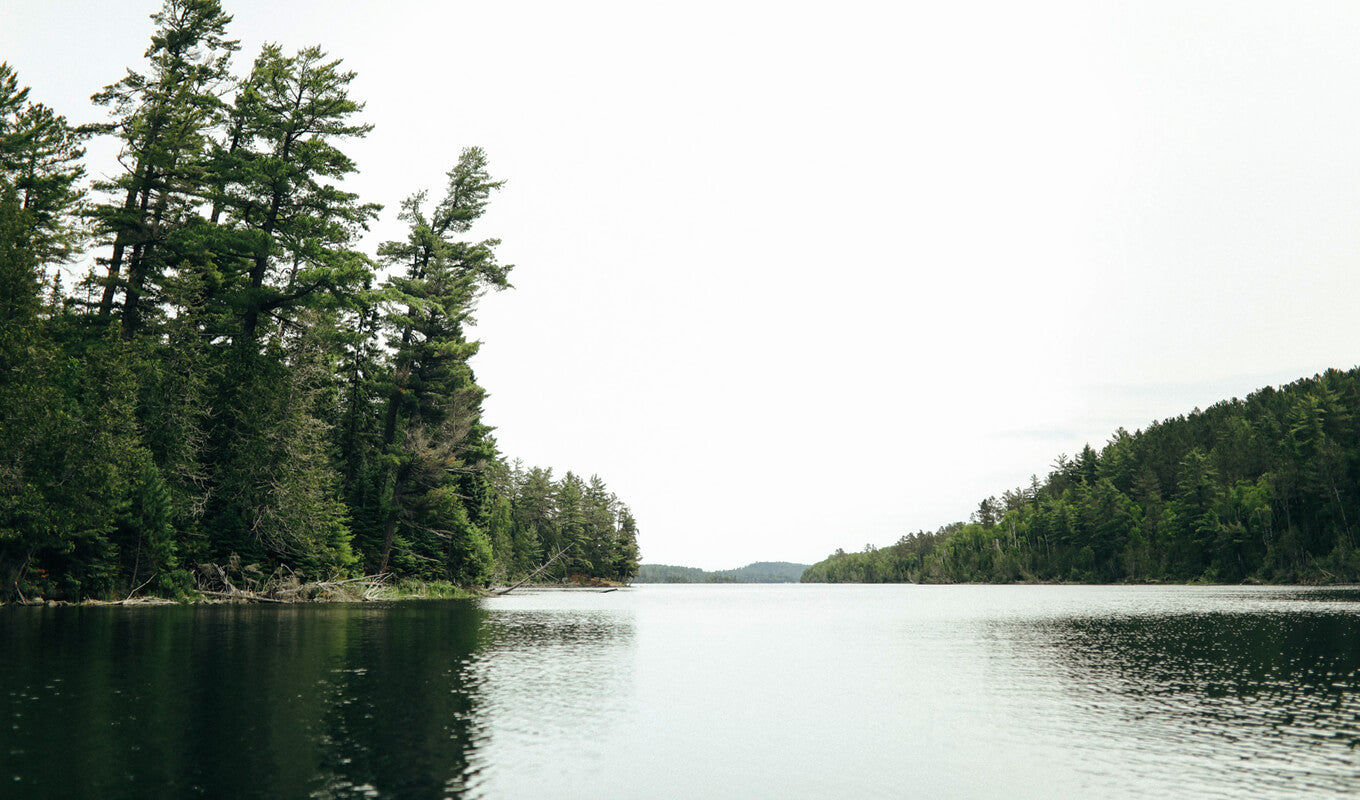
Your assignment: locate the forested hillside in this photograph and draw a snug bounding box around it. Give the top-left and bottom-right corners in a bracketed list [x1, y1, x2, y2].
[0, 1, 638, 601]
[635, 562, 809, 583]
[804, 369, 1360, 584]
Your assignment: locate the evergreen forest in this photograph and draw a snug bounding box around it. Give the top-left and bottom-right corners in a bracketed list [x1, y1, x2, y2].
[635, 561, 810, 583]
[0, 0, 639, 601]
[803, 368, 1360, 584]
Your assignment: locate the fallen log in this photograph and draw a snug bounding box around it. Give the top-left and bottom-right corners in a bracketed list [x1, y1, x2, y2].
[200, 589, 289, 604]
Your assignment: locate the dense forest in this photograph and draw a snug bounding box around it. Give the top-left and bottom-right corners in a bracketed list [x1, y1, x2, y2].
[804, 368, 1360, 584]
[0, 0, 639, 601]
[635, 562, 809, 583]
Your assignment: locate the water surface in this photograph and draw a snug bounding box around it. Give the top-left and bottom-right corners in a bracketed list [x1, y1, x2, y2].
[3, 585, 1358, 798]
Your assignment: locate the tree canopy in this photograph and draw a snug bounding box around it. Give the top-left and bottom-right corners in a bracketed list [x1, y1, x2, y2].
[0, 3, 639, 601]
[804, 369, 1360, 585]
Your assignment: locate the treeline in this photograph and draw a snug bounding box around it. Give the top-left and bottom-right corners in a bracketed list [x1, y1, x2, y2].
[635, 561, 809, 583]
[495, 465, 640, 583]
[0, 1, 638, 601]
[804, 368, 1360, 584]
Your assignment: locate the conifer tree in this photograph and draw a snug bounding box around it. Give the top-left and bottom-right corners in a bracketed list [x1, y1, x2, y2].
[0, 63, 87, 265]
[0, 12, 644, 597]
[89, 0, 237, 337]
[372, 147, 510, 578]
[200, 43, 375, 574]
[612, 509, 641, 580]
[0, 66, 161, 600]
[214, 43, 378, 345]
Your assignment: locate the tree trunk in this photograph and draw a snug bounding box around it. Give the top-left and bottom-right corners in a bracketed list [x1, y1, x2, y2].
[98, 183, 141, 316]
[377, 465, 408, 574]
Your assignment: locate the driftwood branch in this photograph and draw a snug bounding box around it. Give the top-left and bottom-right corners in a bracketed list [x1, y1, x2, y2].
[201, 589, 289, 604]
[194, 561, 391, 603]
[124, 572, 159, 601]
[494, 547, 571, 596]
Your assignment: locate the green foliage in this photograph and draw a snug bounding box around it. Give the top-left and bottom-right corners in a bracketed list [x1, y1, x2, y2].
[0, 63, 86, 264]
[635, 564, 709, 583]
[0, 8, 641, 600]
[216, 43, 379, 344]
[805, 369, 1360, 586]
[88, 0, 237, 334]
[635, 561, 808, 583]
[486, 495, 515, 581]
[378, 578, 477, 600]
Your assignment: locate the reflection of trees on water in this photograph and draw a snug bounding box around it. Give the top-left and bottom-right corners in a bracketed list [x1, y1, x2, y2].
[479, 609, 636, 650]
[0, 603, 490, 800]
[1002, 608, 1360, 794]
[311, 602, 487, 799]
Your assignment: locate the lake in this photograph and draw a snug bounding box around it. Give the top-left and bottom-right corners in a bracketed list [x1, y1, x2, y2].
[2, 584, 1358, 798]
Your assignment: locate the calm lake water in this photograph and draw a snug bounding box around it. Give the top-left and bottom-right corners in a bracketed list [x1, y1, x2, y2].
[3, 584, 1359, 798]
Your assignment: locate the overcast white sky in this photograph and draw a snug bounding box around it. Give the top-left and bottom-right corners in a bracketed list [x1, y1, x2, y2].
[6, 1, 1360, 569]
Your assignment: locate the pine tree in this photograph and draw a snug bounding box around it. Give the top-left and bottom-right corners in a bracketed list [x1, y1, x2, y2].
[0, 66, 154, 600]
[612, 508, 641, 581]
[88, 0, 238, 336]
[197, 43, 376, 576]
[214, 43, 378, 346]
[372, 148, 510, 577]
[0, 63, 87, 266]
[1, 22, 645, 597]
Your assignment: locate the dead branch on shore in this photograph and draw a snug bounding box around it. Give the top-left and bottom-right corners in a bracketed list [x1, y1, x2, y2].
[194, 559, 391, 603]
[81, 596, 178, 607]
[493, 546, 572, 596]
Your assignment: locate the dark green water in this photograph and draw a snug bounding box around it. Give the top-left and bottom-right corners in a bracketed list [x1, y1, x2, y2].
[3, 585, 1359, 798]
[1, 601, 484, 798]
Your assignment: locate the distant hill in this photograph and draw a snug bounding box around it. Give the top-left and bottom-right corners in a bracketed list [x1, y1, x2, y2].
[635, 561, 810, 583]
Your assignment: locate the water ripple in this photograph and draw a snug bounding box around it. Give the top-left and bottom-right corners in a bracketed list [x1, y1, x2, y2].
[991, 607, 1360, 797]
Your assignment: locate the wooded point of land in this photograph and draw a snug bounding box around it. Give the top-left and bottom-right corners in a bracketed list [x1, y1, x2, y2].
[0, 1, 638, 601]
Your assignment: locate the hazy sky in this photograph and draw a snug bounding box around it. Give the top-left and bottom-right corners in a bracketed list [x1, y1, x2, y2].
[6, 1, 1360, 569]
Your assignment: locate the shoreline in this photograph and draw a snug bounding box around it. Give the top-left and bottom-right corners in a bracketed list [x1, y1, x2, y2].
[0, 577, 635, 608]
[6, 579, 1358, 608]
